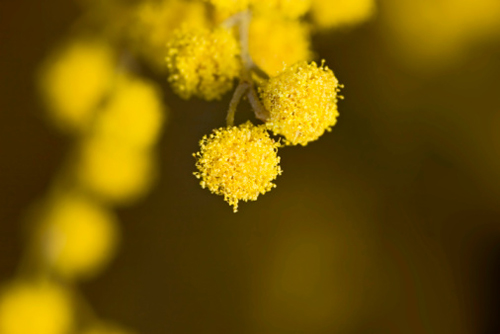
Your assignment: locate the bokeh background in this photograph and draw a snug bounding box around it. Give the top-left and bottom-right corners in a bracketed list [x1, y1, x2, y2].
[2, 0, 500, 333]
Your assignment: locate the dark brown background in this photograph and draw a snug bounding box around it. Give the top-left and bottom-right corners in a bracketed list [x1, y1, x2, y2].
[2, 0, 500, 333]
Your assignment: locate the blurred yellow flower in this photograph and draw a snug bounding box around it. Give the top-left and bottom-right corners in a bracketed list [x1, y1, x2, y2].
[76, 138, 156, 205]
[0, 282, 73, 334]
[93, 74, 166, 149]
[249, 15, 311, 76]
[166, 27, 241, 100]
[251, 0, 311, 19]
[194, 122, 282, 212]
[129, 0, 209, 70]
[311, 0, 375, 29]
[206, 0, 250, 16]
[260, 61, 340, 146]
[39, 39, 116, 134]
[37, 195, 119, 280]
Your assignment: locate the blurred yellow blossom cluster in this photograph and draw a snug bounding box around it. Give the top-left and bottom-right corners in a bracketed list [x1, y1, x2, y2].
[2, 1, 169, 331]
[2, 0, 375, 333]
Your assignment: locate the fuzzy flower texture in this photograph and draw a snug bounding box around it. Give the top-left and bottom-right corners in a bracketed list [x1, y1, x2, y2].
[165, 27, 240, 100]
[260, 61, 340, 146]
[194, 122, 282, 212]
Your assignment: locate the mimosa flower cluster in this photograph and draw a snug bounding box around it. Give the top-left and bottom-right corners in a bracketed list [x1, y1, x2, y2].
[2, 1, 375, 333]
[163, 0, 373, 211]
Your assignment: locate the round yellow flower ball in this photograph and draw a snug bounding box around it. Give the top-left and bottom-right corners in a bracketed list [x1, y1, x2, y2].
[93, 74, 166, 149]
[166, 27, 241, 100]
[76, 137, 156, 205]
[260, 61, 341, 146]
[0, 282, 73, 334]
[37, 195, 119, 279]
[39, 39, 116, 134]
[194, 122, 282, 212]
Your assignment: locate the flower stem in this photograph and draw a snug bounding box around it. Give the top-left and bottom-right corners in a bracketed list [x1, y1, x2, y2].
[225, 10, 270, 126]
[226, 81, 249, 126]
[247, 84, 268, 121]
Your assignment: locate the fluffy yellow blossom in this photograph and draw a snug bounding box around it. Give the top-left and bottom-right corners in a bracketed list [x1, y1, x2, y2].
[130, 0, 208, 70]
[311, 0, 375, 29]
[251, 0, 311, 19]
[166, 27, 240, 100]
[39, 39, 116, 133]
[194, 122, 282, 212]
[260, 61, 340, 146]
[76, 138, 156, 204]
[0, 282, 73, 334]
[249, 16, 311, 76]
[37, 195, 119, 279]
[93, 74, 166, 149]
